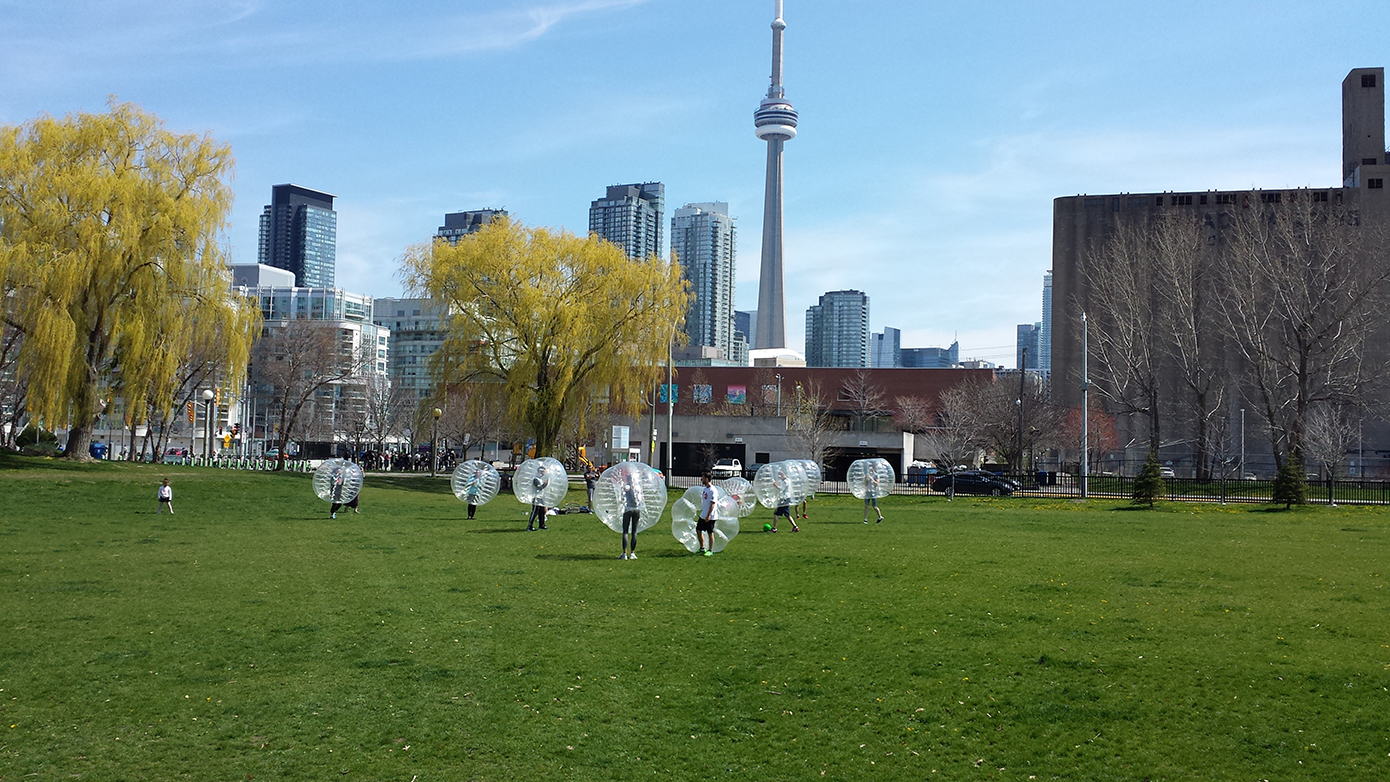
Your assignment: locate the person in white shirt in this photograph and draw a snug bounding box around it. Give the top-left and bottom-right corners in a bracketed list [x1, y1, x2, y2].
[697, 472, 717, 556]
[157, 478, 173, 514]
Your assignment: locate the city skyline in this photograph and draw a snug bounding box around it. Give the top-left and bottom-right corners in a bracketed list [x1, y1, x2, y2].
[2, 1, 1384, 367]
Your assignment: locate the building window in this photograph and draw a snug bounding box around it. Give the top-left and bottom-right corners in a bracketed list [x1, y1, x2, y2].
[1215, 193, 1237, 205]
[1171, 195, 1192, 206]
[1155, 196, 1164, 206]
[1199, 194, 1208, 205]
[1363, 74, 1377, 88]
[1312, 191, 1329, 202]
[1370, 179, 1384, 189]
[1260, 192, 1282, 203]
[1364, 158, 1379, 166]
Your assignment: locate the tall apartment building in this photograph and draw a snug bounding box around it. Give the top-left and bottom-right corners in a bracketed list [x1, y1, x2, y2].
[589, 182, 664, 260]
[258, 184, 337, 288]
[436, 209, 507, 244]
[1016, 323, 1040, 370]
[870, 327, 901, 368]
[671, 202, 738, 361]
[805, 290, 870, 368]
[230, 264, 388, 456]
[372, 298, 447, 402]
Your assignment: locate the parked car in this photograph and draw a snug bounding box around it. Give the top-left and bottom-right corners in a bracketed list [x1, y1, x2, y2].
[161, 447, 189, 464]
[1159, 467, 1176, 478]
[932, 470, 1015, 496]
[711, 458, 743, 479]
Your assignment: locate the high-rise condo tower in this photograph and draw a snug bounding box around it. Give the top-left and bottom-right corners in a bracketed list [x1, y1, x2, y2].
[753, 0, 797, 349]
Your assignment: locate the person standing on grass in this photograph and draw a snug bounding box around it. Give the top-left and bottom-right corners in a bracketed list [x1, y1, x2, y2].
[584, 465, 599, 508]
[329, 468, 359, 519]
[619, 473, 642, 559]
[527, 467, 550, 531]
[696, 472, 717, 556]
[770, 466, 799, 533]
[463, 470, 482, 520]
[863, 470, 884, 524]
[156, 478, 174, 514]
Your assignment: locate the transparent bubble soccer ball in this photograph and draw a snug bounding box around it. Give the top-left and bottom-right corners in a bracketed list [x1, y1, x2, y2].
[793, 459, 823, 496]
[313, 459, 364, 504]
[451, 460, 501, 506]
[754, 460, 806, 509]
[847, 457, 896, 500]
[513, 457, 569, 507]
[671, 485, 741, 553]
[713, 476, 758, 517]
[592, 461, 668, 533]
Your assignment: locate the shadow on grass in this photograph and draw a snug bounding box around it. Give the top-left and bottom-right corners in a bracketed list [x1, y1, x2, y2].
[0, 452, 121, 472]
[468, 527, 529, 534]
[367, 475, 454, 495]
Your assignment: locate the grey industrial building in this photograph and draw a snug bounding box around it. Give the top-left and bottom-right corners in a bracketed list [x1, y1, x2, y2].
[1050, 67, 1390, 476]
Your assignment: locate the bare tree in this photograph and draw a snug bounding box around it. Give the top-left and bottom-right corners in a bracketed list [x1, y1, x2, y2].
[1081, 217, 1164, 456]
[893, 395, 935, 434]
[1151, 213, 1228, 479]
[841, 369, 886, 431]
[1304, 403, 1358, 481]
[0, 320, 27, 449]
[1221, 197, 1390, 470]
[1059, 399, 1120, 475]
[787, 379, 837, 468]
[918, 385, 979, 499]
[949, 374, 1060, 472]
[360, 373, 409, 453]
[253, 320, 370, 470]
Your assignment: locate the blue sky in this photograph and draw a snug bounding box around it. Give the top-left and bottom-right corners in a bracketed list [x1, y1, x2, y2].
[2, 0, 1384, 367]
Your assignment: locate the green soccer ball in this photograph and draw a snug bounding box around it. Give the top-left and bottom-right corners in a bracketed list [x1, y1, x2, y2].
[762, 522, 773, 532]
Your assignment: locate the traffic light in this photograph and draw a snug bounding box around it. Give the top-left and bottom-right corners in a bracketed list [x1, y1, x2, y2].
[186, 401, 195, 423]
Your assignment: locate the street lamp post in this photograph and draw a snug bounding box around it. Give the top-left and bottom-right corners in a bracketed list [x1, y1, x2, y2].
[775, 373, 783, 417]
[202, 389, 215, 460]
[431, 407, 442, 477]
[1240, 408, 1247, 479]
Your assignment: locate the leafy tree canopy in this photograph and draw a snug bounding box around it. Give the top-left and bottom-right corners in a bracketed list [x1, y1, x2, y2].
[0, 101, 258, 458]
[403, 217, 690, 456]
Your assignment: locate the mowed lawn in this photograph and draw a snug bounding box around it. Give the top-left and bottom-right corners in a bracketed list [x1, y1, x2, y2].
[1, 457, 1387, 781]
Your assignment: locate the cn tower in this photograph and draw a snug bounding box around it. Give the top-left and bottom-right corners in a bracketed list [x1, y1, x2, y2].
[753, 0, 798, 350]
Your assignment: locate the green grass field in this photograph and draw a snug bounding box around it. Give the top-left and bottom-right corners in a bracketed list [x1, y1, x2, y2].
[1, 455, 1387, 780]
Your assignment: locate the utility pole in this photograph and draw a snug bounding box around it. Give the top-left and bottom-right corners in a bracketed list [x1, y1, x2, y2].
[1017, 346, 1026, 474]
[1081, 313, 1089, 499]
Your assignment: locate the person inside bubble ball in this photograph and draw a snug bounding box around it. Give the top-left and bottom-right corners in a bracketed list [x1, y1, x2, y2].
[527, 465, 550, 531]
[862, 469, 884, 524]
[330, 466, 359, 519]
[619, 473, 643, 559]
[770, 467, 799, 533]
[463, 469, 482, 520]
[696, 472, 717, 556]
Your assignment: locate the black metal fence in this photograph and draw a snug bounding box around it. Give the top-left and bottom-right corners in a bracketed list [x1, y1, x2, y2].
[672, 472, 1390, 506]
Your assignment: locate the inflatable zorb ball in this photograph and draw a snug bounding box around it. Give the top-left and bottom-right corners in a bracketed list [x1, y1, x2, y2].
[313, 459, 364, 504]
[754, 461, 805, 509]
[714, 476, 758, 517]
[513, 457, 569, 508]
[847, 457, 896, 500]
[794, 459, 823, 497]
[592, 462, 668, 533]
[671, 485, 741, 553]
[451, 460, 501, 506]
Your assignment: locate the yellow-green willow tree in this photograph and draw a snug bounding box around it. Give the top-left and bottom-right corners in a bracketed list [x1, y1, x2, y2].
[403, 217, 690, 457]
[0, 102, 259, 459]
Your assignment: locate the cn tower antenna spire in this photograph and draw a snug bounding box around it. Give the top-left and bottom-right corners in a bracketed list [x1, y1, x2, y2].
[753, 0, 797, 351]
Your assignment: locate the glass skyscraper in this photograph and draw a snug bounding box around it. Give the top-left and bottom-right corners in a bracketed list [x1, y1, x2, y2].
[258, 184, 337, 288]
[805, 290, 870, 368]
[671, 202, 737, 360]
